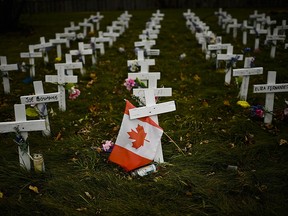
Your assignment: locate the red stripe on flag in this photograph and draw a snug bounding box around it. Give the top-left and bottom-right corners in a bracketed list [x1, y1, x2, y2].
[109, 145, 152, 171]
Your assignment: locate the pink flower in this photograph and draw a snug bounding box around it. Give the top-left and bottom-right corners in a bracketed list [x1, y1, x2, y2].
[102, 140, 114, 152]
[69, 87, 80, 100]
[124, 78, 136, 91]
[255, 109, 264, 118]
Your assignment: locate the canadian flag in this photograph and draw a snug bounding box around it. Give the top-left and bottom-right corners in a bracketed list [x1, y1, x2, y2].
[109, 100, 163, 171]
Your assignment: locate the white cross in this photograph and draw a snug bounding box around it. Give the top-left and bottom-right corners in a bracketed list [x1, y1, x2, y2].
[118, 12, 131, 28]
[127, 50, 155, 73]
[20, 81, 60, 136]
[55, 53, 83, 75]
[217, 46, 243, 85]
[214, 8, 224, 26]
[264, 16, 277, 35]
[129, 89, 176, 163]
[57, 32, 76, 48]
[134, 40, 160, 57]
[70, 42, 93, 67]
[50, 34, 67, 59]
[249, 23, 268, 50]
[249, 10, 266, 26]
[0, 56, 18, 94]
[45, 66, 78, 111]
[103, 26, 120, 43]
[253, 71, 288, 124]
[88, 11, 104, 30]
[233, 57, 263, 101]
[95, 31, 113, 48]
[33, 37, 53, 63]
[207, 40, 231, 67]
[0, 104, 46, 170]
[90, 37, 105, 55]
[265, 27, 286, 58]
[79, 18, 94, 37]
[111, 21, 125, 35]
[226, 19, 241, 38]
[240, 20, 254, 45]
[20, 45, 42, 77]
[276, 20, 288, 36]
[83, 41, 104, 65]
[65, 21, 80, 32]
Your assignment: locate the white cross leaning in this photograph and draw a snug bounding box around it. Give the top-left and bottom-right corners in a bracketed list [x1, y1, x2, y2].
[0, 104, 46, 170]
[128, 50, 155, 73]
[50, 34, 67, 59]
[33, 37, 53, 63]
[20, 45, 42, 77]
[217, 45, 243, 84]
[233, 57, 263, 101]
[45, 65, 78, 111]
[55, 53, 83, 75]
[20, 81, 60, 136]
[265, 27, 286, 58]
[0, 56, 18, 94]
[253, 71, 288, 124]
[249, 23, 268, 50]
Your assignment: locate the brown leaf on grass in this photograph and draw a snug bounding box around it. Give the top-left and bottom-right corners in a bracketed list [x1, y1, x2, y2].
[193, 74, 201, 81]
[200, 140, 209, 145]
[54, 132, 62, 141]
[202, 100, 209, 107]
[223, 100, 230, 106]
[85, 192, 93, 199]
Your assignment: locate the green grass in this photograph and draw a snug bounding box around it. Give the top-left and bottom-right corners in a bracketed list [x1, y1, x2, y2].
[1, 8, 288, 215]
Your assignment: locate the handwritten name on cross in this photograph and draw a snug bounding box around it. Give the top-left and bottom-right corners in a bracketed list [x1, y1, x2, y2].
[130, 89, 176, 163]
[45, 66, 78, 111]
[265, 27, 286, 58]
[253, 71, 288, 124]
[0, 104, 46, 170]
[0, 56, 18, 94]
[20, 45, 42, 77]
[20, 81, 60, 136]
[233, 57, 263, 101]
[33, 37, 53, 63]
[217, 46, 243, 85]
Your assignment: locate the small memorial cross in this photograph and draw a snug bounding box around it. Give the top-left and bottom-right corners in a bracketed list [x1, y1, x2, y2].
[20, 45, 42, 77]
[45, 65, 78, 111]
[0, 104, 46, 170]
[127, 50, 155, 73]
[241, 20, 254, 45]
[88, 11, 104, 31]
[70, 42, 93, 67]
[253, 71, 288, 124]
[103, 26, 120, 43]
[55, 53, 83, 75]
[217, 46, 243, 85]
[265, 27, 286, 58]
[249, 23, 268, 50]
[79, 18, 94, 37]
[57, 32, 76, 48]
[50, 34, 67, 59]
[33, 37, 53, 63]
[233, 57, 263, 101]
[227, 18, 241, 38]
[0, 56, 19, 94]
[20, 81, 61, 136]
[95, 31, 113, 48]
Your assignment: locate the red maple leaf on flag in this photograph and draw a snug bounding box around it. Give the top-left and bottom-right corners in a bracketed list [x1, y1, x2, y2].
[127, 124, 149, 149]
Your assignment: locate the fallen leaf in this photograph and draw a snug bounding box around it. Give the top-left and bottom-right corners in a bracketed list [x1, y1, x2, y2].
[54, 131, 62, 141]
[193, 74, 201, 81]
[85, 192, 93, 199]
[279, 139, 288, 146]
[200, 140, 209, 145]
[76, 207, 87, 212]
[223, 100, 230, 106]
[29, 185, 39, 193]
[0, 191, 3, 198]
[202, 100, 209, 107]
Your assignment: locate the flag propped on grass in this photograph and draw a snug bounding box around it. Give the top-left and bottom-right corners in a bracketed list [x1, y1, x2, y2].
[109, 100, 163, 171]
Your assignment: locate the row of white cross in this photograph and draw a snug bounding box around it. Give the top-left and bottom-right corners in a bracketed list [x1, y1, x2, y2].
[215, 8, 287, 58]
[184, 9, 288, 126]
[0, 11, 133, 170]
[126, 10, 176, 163]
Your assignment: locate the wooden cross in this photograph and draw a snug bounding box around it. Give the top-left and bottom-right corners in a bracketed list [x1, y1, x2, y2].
[226, 18, 241, 38]
[249, 23, 268, 50]
[79, 18, 94, 37]
[70, 42, 93, 67]
[207, 41, 231, 68]
[276, 20, 288, 36]
[249, 10, 265, 26]
[45, 65, 78, 111]
[129, 89, 176, 163]
[57, 32, 76, 48]
[253, 71, 288, 124]
[20, 81, 61, 136]
[127, 50, 155, 73]
[264, 16, 277, 35]
[134, 40, 160, 57]
[111, 21, 125, 35]
[103, 26, 120, 43]
[214, 8, 224, 26]
[118, 12, 131, 29]
[241, 20, 254, 45]
[88, 11, 104, 30]
[217, 46, 243, 85]
[233, 57, 263, 101]
[95, 31, 113, 48]
[66, 21, 81, 32]
[55, 53, 83, 75]
[265, 27, 286, 58]
[90, 37, 105, 55]
[0, 104, 46, 170]
[0, 56, 18, 94]
[20, 45, 42, 77]
[33, 37, 53, 63]
[50, 34, 67, 59]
